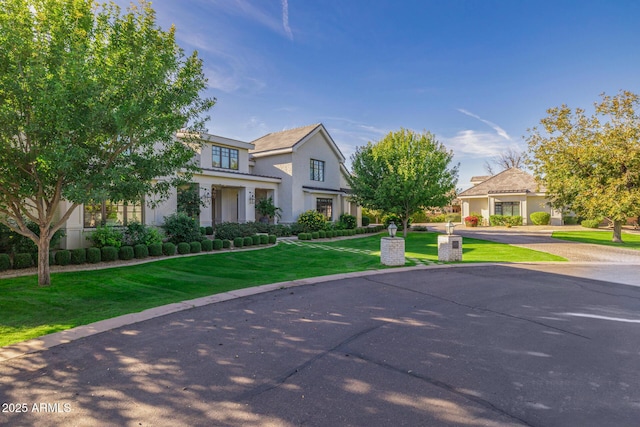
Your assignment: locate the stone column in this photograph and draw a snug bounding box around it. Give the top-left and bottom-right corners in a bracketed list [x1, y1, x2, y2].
[437, 235, 463, 262]
[381, 237, 405, 266]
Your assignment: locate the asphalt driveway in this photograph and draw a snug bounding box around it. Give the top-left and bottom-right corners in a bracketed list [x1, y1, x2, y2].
[2, 263, 640, 427]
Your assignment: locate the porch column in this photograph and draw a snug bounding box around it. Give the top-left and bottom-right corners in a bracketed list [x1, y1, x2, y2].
[199, 184, 213, 227]
[238, 187, 256, 223]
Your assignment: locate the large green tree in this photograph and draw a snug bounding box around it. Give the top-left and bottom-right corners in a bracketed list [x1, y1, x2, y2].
[527, 91, 640, 242]
[348, 129, 458, 237]
[0, 0, 215, 285]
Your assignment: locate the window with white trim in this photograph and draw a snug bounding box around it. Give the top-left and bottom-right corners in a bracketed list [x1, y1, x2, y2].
[316, 198, 333, 220]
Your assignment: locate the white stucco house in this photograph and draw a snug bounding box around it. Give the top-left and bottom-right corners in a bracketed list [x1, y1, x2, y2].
[458, 168, 563, 226]
[58, 123, 360, 249]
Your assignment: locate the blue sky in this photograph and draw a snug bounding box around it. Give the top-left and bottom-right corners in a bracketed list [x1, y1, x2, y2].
[115, 0, 640, 189]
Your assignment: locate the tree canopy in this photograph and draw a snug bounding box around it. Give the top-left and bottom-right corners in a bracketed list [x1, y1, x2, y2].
[526, 91, 640, 242]
[0, 0, 215, 285]
[348, 129, 458, 237]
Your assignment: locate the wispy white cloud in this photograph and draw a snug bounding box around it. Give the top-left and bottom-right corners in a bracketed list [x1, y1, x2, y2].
[281, 0, 293, 40]
[442, 130, 512, 157]
[458, 109, 511, 141]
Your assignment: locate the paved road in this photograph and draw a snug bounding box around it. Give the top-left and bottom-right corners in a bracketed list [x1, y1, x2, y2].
[2, 264, 640, 426]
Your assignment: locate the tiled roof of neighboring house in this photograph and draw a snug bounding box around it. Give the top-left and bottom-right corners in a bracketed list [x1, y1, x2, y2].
[458, 168, 546, 197]
[250, 123, 321, 154]
[470, 175, 491, 185]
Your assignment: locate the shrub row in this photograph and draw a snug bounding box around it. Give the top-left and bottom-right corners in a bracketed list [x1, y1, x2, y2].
[489, 215, 523, 226]
[214, 221, 293, 240]
[0, 235, 278, 271]
[298, 226, 384, 241]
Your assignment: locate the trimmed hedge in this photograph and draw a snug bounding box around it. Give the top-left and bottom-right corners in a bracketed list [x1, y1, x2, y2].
[490, 215, 523, 226]
[14, 253, 33, 269]
[243, 236, 253, 247]
[361, 216, 370, 226]
[201, 239, 213, 251]
[581, 219, 602, 229]
[233, 237, 244, 248]
[213, 239, 223, 250]
[119, 246, 134, 261]
[530, 211, 551, 225]
[259, 234, 269, 245]
[87, 247, 101, 263]
[134, 244, 149, 259]
[101, 246, 118, 262]
[205, 226, 214, 235]
[148, 243, 163, 257]
[55, 250, 71, 266]
[311, 231, 319, 239]
[177, 242, 191, 254]
[223, 239, 231, 249]
[163, 242, 176, 256]
[268, 235, 277, 244]
[70, 248, 86, 265]
[251, 235, 260, 245]
[190, 241, 202, 253]
[0, 253, 10, 271]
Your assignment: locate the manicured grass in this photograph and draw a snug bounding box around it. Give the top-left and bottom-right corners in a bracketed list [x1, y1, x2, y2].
[552, 230, 640, 249]
[0, 232, 564, 347]
[322, 232, 567, 263]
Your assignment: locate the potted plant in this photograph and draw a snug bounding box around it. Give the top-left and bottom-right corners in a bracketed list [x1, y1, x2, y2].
[255, 197, 282, 224]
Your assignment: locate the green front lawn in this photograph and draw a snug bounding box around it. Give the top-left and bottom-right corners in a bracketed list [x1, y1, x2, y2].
[552, 230, 640, 249]
[0, 232, 565, 347]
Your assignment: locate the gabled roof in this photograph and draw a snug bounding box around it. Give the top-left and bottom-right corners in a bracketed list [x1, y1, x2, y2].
[249, 123, 346, 162]
[458, 168, 545, 197]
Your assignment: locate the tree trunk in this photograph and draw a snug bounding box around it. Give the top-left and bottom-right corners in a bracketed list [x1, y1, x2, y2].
[402, 218, 408, 238]
[612, 220, 624, 243]
[37, 235, 52, 287]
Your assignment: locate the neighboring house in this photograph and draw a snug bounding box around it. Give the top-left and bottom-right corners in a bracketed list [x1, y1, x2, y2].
[58, 123, 360, 249]
[457, 168, 562, 226]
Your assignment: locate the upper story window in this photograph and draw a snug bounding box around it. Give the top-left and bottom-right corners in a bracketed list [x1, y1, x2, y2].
[212, 145, 239, 170]
[310, 159, 325, 181]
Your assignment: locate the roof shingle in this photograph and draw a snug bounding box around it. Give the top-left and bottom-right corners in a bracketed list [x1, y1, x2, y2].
[458, 168, 545, 197]
[250, 124, 321, 154]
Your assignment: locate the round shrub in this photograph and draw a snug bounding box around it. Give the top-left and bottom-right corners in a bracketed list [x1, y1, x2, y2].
[268, 235, 277, 244]
[233, 237, 244, 248]
[205, 226, 214, 235]
[297, 210, 327, 232]
[119, 246, 134, 261]
[87, 247, 101, 263]
[339, 213, 357, 229]
[251, 235, 260, 245]
[55, 250, 72, 266]
[101, 246, 118, 262]
[298, 233, 307, 240]
[361, 216, 370, 226]
[311, 231, 320, 239]
[124, 222, 163, 246]
[134, 244, 149, 259]
[13, 253, 33, 269]
[88, 225, 124, 249]
[162, 242, 176, 256]
[177, 242, 191, 254]
[530, 212, 551, 225]
[162, 212, 203, 244]
[70, 248, 86, 265]
[190, 241, 202, 253]
[581, 219, 602, 229]
[318, 230, 326, 238]
[223, 239, 231, 249]
[243, 236, 253, 246]
[148, 242, 163, 257]
[201, 239, 213, 251]
[0, 253, 11, 271]
[213, 239, 223, 250]
[259, 234, 269, 245]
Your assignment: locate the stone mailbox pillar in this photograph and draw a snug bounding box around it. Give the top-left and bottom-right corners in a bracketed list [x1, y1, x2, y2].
[381, 237, 405, 266]
[437, 234, 462, 262]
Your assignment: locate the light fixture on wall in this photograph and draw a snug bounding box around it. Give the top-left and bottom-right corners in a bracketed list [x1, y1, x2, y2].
[249, 191, 255, 204]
